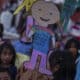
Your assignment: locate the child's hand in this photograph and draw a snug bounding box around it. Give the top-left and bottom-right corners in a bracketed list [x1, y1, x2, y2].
[19, 70, 32, 80]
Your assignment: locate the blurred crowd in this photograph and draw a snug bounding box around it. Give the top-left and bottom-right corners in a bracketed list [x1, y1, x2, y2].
[0, 0, 80, 80]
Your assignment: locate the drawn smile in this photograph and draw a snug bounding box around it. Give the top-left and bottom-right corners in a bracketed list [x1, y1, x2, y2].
[40, 17, 50, 22]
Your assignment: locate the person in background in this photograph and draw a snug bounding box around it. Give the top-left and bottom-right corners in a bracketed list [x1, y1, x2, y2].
[67, 7, 80, 41]
[64, 38, 80, 80]
[0, 6, 19, 40]
[49, 50, 75, 80]
[64, 38, 80, 60]
[0, 43, 17, 80]
[0, 0, 9, 12]
[75, 52, 80, 80]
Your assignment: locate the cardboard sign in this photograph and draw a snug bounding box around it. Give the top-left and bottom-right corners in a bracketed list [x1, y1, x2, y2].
[32, 0, 60, 27]
[24, 0, 60, 76]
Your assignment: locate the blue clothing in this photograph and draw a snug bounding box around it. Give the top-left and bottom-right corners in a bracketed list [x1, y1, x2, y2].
[8, 66, 17, 80]
[33, 30, 51, 54]
[75, 56, 80, 80]
[12, 40, 32, 56]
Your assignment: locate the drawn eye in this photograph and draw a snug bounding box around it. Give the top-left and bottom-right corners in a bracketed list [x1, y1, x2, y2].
[50, 12, 53, 15]
[38, 8, 42, 11]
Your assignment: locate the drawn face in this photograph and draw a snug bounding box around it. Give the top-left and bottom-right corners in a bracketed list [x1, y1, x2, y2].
[31, 0, 60, 27]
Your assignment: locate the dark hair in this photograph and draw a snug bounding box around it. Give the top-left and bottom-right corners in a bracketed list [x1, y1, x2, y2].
[65, 38, 80, 51]
[48, 23, 58, 31]
[0, 23, 4, 38]
[64, 38, 80, 59]
[0, 43, 16, 66]
[9, 0, 17, 5]
[49, 50, 75, 80]
[75, 7, 80, 13]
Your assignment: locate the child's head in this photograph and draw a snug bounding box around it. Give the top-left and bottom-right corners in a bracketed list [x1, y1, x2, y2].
[71, 7, 80, 24]
[0, 68, 12, 80]
[49, 50, 75, 80]
[65, 38, 80, 58]
[0, 43, 16, 66]
[0, 23, 4, 38]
